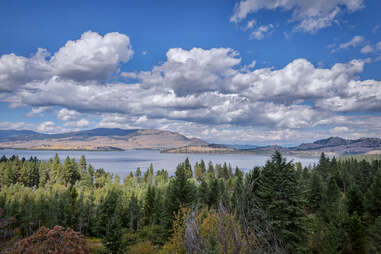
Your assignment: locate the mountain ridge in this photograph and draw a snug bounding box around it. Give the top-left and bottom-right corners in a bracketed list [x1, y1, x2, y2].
[0, 128, 208, 151]
[162, 136, 381, 156]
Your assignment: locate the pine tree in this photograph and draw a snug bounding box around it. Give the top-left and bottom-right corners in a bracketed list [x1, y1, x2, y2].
[347, 212, 366, 254]
[184, 158, 192, 179]
[194, 162, 204, 182]
[347, 184, 364, 216]
[63, 156, 80, 186]
[197, 179, 209, 207]
[368, 216, 381, 253]
[208, 176, 219, 209]
[364, 169, 381, 221]
[207, 161, 215, 177]
[51, 154, 62, 183]
[144, 163, 154, 185]
[103, 211, 124, 254]
[200, 160, 206, 174]
[308, 171, 324, 212]
[317, 152, 330, 181]
[257, 151, 307, 253]
[79, 155, 87, 175]
[164, 163, 196, 231]
[222, 162, 229, 180]
[144, 185, 156, 225]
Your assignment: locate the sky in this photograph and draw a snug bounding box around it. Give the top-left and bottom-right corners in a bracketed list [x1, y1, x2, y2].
[0, 0, 381, 145]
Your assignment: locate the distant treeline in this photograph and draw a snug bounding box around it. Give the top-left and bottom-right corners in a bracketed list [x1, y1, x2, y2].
[0, 152, 380, 253]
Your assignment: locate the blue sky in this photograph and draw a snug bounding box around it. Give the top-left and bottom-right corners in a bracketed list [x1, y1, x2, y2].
[0, 0, 381, 145]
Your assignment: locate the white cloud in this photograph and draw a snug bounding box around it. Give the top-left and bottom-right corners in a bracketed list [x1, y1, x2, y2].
[245, 19, 255, 30]
[64, 119, 91, 128]
[37, 121, 60, 133]
[26, 106, 51, 117]
[57, 108, 81, 121]
[231, 0, 364, 33]
[250, 24, 274, 40]
[50, 31, 133, 82]
[0, 31, 133, 93]
[361, 45, 374, 54]
[0, 121, 35, 130]
[0, 48, 51, 92]
[338, 35, 364, 49]
[120, 72, 137, 79]
[1, 31, 381, 143]
[5, 46, 378, 131]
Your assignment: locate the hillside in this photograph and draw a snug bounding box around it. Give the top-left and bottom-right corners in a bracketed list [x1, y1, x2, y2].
[161, 137, 381, 156]
[247, 137, 381, 156]
[0, 128, 208, 151]
[161, 144, 236, 153]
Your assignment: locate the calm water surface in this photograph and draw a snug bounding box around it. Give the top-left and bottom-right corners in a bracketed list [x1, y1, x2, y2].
[0, 149, 318, 179]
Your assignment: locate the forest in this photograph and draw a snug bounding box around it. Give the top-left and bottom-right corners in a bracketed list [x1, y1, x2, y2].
[0, 151, 380, 254]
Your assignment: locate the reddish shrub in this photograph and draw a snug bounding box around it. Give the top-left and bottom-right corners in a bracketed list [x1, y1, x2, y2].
[3, 225, 90, 254]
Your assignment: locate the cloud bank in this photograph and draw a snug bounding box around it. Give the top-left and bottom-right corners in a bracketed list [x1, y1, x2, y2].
[1, 31, 381, 144]
[231, 0, 364, 33]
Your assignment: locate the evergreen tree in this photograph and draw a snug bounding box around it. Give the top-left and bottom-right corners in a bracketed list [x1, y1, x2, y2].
[194, 162, 204, 182]
[144, 164, 154, 185]
[103, 210, 124, 254]
[51, 154, 62, 183]
[207, 161, 215, 177]
[257, 151, 307, 253]
[308, 171, 324, 212]
[164, 162, 196, 230]
[347, 212, 366, 254]
[144, 185, 156, 225]
[317, 152, 330, 181]
[208, 176, 219, 209]
[197, 179, 209, 207]
[368, 216, 381, 254]
[79, 155, 87, 176]
[364, 169, 381, 221]
[184, 158, 192, 179]
[63, 156, 80, 186]
[347, 184, 364, 216]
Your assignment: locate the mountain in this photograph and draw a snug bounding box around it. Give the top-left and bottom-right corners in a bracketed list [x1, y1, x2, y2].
[161, 137, 381, 156]
[0, 128, 208, 151]
[0, 130, 41, 139]
[162, 144, 236, 153]
[250, 137, 381, 156]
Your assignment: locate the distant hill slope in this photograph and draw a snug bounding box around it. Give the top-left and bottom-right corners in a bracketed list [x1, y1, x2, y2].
[250, 137, 381, 156]
[0, 128, 208, 151]
[161, 137, 381, 156]
[162, 144, 236, 153]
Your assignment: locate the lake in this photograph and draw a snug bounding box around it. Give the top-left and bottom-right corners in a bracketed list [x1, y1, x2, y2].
[0, 149, 319, 179]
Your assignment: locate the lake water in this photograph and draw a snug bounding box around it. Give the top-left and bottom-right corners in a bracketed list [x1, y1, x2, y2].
[0, 149, 318, 179]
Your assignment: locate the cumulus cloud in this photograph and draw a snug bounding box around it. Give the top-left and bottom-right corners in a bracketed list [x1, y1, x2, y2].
[5, 46, 379, 132]
[250, 24, 274, 40]
[0, 49, 51, 92]
[26, 106, 51, 117]
[338, 35, 364, 49]
[57, 108, 81, 121]
[50, 31, 133, 82]
[230, 0, 364, 33]
[0, 31, 133, 93]
[361, 45, 374, 54]
[1, 31, 381, 143]
[64, 119, 91, 128]
[37, 121, 61, 133]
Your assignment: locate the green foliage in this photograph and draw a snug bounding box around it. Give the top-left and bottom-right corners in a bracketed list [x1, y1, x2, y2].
[1, 152, 381, 253]
[257, 151, 307, 253]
